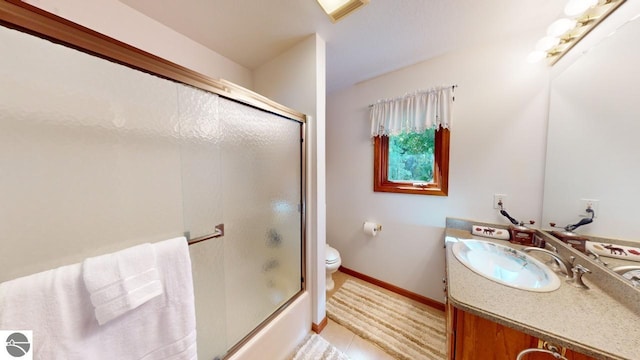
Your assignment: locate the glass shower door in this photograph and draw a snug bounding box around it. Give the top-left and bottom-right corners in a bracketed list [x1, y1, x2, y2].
[0, 20, 304, 360]
[219, 98, 303, 348]
[180, 90, 303, 359]
[178, 85, 228, 358]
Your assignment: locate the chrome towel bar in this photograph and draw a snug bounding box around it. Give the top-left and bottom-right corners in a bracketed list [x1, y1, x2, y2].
[186, 224, 224, 245]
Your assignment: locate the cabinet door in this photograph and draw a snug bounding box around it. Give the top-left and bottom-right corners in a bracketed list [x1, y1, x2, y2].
[528, 340, 598, 360]
[454, 308, 535, 359]
[452, 308, 596, 360]
[563, 348, 597, 360]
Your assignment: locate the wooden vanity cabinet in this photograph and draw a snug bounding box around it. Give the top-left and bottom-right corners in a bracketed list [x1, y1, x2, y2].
[447, 305, 596, 360]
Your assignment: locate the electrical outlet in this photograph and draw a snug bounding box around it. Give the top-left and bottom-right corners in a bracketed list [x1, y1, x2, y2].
[493, 194, 507, 209]
[579, 199, 599, 218]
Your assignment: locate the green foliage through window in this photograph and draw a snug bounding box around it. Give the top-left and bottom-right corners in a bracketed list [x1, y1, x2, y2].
[388, 130, 435, 182]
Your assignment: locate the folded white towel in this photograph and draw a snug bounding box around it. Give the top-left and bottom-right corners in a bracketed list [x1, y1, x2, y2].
[83, 242, 163, 325]
[0, 237, 198, 360]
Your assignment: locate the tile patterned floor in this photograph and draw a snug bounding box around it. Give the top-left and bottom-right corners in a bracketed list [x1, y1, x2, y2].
[319, 271, 435, 360]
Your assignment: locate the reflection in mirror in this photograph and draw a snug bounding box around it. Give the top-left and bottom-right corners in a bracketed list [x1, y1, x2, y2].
[543, 6, 640, 286]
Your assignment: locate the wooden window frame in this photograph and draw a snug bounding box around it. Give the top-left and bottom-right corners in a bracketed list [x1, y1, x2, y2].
[374, 128, 450, 196]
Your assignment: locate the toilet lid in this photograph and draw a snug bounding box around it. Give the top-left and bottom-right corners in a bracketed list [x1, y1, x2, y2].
[326, 246, 340, 264]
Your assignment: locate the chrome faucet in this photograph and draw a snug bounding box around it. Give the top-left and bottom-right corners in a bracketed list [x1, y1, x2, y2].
[586, 249, 608, 267]
[610, 265, 640, 287]
[567, 264, 591, 289]
[522, 247, 574, 278]
[610, 265, 640, 274]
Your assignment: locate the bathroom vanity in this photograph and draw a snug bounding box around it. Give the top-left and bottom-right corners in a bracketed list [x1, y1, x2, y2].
[444, 218, 640, 360]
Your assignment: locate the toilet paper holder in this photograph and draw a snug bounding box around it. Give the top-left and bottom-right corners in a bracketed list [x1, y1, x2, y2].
[363, 221, 382, 236]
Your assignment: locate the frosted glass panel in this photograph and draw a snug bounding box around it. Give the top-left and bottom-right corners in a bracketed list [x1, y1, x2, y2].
[0, 24, 304, 360]
[179, 85, 222, 239]
[219, 98, 302, 345]
[0, 27, 179, 136]
[178, 85, 226, 358]
[0, 26, 183, 282]
[189, 240, 227, 358]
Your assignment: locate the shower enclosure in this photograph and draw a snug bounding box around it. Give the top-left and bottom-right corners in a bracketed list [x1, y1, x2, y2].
[0, 4, 305, 359]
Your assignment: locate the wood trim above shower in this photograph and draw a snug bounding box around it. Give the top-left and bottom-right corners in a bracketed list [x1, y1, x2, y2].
[0, 0, 306, 123]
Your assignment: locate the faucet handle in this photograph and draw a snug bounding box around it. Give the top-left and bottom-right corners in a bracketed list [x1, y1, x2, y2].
[572, 264, 591, 274]
[568, 264, 591, 289]
[586, 249, 609, 267]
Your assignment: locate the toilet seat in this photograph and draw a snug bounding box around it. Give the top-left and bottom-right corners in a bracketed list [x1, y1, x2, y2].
[326, 246, 340, 264]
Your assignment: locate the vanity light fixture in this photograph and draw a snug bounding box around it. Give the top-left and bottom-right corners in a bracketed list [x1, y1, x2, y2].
[316, 0, 369, 23]
[547, 18, 578, 37]
[564, 0, 599, 17]
[528, 0, 626, 64]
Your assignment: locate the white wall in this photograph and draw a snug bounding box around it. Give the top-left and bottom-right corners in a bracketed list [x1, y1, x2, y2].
[23, 0, 252, 88]
[326, 31, 551, 302]
[254, 34, 327, 330]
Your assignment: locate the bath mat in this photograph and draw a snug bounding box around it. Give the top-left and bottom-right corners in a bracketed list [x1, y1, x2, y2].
[290, 333, 350, 360]
[326, 280, 446, 360]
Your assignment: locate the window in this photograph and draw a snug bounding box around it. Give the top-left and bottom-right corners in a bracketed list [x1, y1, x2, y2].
[374, 128, 449, 196]
[369, 85, 454, 196]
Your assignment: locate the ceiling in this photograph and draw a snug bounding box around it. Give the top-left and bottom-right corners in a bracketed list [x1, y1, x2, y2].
[119, 0, 564, 93]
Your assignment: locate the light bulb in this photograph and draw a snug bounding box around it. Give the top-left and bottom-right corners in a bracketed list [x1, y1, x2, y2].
[535, 36, 560, 52]
[547, 18, 578, 37]
[564, 0, 598, 17]
[527, 51, 548, 63]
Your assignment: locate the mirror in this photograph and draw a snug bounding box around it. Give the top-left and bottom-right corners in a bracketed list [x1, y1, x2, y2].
[543, 7, 640, 282]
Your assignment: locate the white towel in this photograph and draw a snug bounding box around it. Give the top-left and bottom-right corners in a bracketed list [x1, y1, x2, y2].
[82, 242, 163, 325]
[0, 237, 198, 360]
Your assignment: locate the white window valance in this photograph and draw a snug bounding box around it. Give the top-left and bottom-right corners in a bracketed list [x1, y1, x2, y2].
[370, 86, 455, 137]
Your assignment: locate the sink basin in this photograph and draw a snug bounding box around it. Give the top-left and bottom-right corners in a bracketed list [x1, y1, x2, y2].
[452, 239, 561, 292]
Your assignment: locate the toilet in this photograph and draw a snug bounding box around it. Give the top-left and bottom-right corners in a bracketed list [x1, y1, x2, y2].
[325, 244, 342, 291]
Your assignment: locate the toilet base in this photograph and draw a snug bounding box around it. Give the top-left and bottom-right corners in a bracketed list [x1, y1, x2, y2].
[326, 273, 335, 292]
